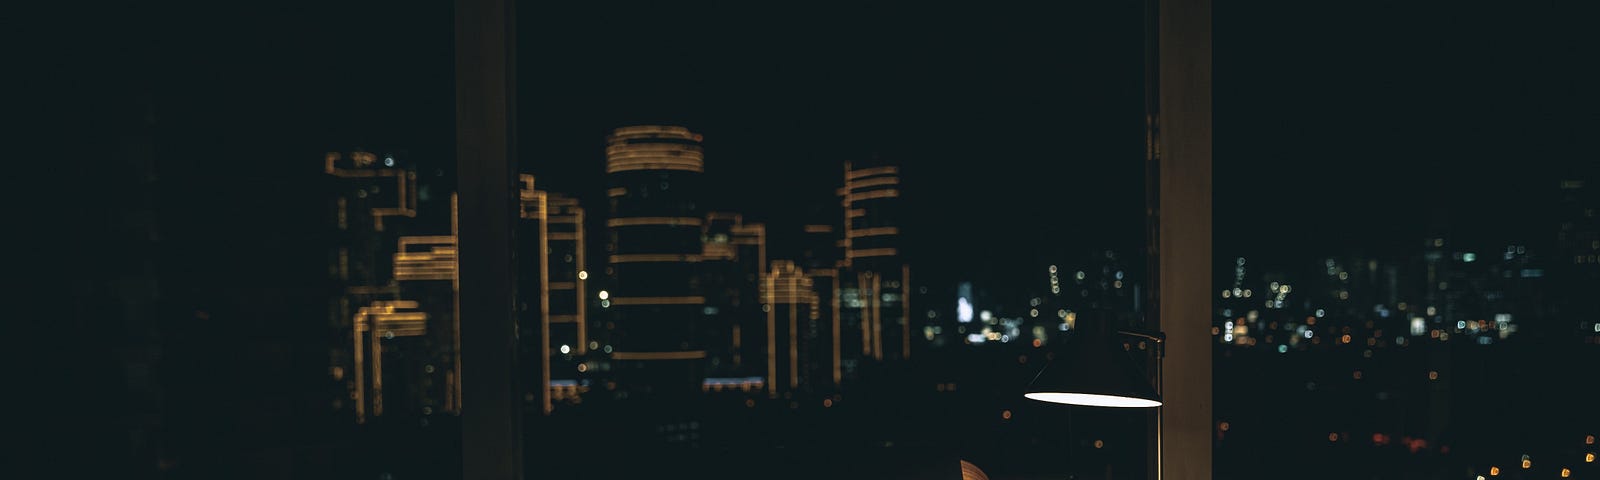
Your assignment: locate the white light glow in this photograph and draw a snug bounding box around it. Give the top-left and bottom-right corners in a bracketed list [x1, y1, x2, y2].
[1025, 392, 1162, 408]
[957, 297, 974, 323]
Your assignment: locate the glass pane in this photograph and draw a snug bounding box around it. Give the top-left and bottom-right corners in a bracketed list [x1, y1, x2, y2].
[78, 2, 462, 478]
[519, 2, 1151, 478]
[82, 1, 1179, 478]
[1216, 1, 1598, 479]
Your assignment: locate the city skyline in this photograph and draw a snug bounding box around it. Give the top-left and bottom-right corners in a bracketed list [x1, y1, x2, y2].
[51, 0, 1598, 478]
[320, 121, 1597, 388]
[325, 124, 926, 415]
[314, 129, 1596, 479]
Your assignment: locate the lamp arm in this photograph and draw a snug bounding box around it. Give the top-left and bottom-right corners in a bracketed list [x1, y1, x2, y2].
[1116, 329, 1166, 360]
[1115, 330, 1165, 343]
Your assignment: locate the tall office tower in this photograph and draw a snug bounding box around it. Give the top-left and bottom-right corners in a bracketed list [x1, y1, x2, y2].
[798, 223, 843, 388]
[326, 150, 461, 423]
[387, 195, 459, 420]
[765, 261, 819, 395]
[838, 159, 911, 381]
[514, 175, 554, 414]
[514, 176, 591, 413]
[604, 126, 708, 398]
[326, 150, 408, 423]
[96, 97, 164, 464]
[701, 213, 766, 381]
[545, 191, 590, 406]
[1557, 179, 1600, 270]
[1554, 179, 1599, 340]
[326, 151, 413, 321]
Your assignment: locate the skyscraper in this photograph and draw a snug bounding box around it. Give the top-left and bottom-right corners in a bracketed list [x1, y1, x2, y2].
[1554, 179, 1599, 341]
[603, 126, 708, 398]
[766, 260, 817, 395]
[513, 175, 592, 412]
[701, 213, 766, 383]
[798, 223, 843, 387]
[515, 175, 553, 414]
[387, 195, 459, 419]
[837, 158, 912, 380]
[325, 150, 461, 423]
[1556, 179, 1598, 271]
[545, 191, 590, 406]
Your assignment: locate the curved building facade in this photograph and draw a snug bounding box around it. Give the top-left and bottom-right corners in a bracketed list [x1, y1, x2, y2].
[604, 126, 707, 397]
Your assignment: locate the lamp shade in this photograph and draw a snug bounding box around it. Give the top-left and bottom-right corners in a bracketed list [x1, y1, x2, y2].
[1024, 312, 1161, 408]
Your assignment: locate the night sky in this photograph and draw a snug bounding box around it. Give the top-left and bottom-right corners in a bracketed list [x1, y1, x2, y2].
[516, 0, 1594, 287]
[1215, 0, 1595, 266]
[519, 0, 1148, 289]
[54, 0, 1595, 293]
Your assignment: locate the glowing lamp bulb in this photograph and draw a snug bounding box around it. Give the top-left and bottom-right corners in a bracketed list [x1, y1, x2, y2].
[1023, 392, 1162, 408]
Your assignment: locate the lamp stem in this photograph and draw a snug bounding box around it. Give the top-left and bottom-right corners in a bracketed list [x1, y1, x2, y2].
[1143, 0, 1164, 476]
[1154, 343, 1164, 480]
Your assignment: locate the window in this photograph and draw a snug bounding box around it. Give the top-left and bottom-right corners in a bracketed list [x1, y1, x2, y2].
[74, 1, 1593, 479]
